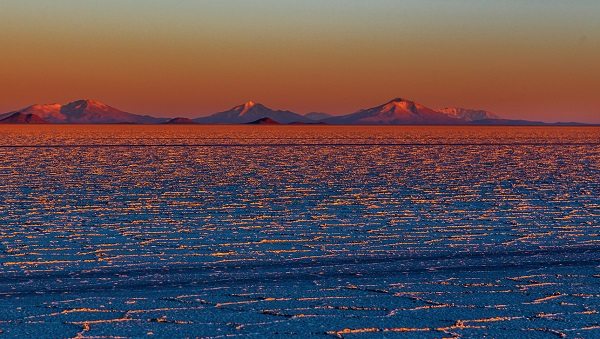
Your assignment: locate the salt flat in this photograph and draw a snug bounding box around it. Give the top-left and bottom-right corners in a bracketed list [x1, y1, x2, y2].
[0, 126, 598, 338]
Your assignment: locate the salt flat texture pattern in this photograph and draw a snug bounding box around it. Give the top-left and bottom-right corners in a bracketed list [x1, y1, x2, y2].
[0, 126, 599, 338]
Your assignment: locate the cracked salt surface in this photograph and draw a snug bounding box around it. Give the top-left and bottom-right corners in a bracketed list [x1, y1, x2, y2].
[0, 126, 598, 338]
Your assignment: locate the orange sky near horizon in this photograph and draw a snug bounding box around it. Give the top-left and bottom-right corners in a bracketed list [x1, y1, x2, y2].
[1, 1, 599, 122]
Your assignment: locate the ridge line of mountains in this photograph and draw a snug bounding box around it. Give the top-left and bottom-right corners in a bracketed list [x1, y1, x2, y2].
[0, 98, 587, 125]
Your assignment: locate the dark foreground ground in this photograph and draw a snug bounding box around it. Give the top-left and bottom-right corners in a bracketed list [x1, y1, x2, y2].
[0, 126, 599, 338]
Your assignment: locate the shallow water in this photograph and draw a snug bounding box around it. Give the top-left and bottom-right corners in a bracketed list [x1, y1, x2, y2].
[0, 126, 599, 337]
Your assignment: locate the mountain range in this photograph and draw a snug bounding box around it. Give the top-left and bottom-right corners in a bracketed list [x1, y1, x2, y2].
[0, 99, 165, 124]
[0, 98, 582, 125]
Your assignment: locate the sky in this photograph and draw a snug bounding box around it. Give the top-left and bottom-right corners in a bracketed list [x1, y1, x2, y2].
[1, 0, 599, 122]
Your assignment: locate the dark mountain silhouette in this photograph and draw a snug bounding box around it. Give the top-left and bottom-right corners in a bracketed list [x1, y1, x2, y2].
[246, 117, 281, 125]
[163, 117, 197, 124]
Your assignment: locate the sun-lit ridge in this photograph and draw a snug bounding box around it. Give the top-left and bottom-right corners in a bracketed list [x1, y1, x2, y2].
[240, 100, 257, 115]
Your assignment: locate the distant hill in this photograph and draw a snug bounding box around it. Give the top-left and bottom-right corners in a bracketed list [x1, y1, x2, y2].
[246, 117, 281, 125]
[194, 101, 313, 124]
[0, 112, 48, 124]
[0, 99, 166, 124]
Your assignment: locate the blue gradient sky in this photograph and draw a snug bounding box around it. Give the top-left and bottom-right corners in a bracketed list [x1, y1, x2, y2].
[1, 0, 599, 122]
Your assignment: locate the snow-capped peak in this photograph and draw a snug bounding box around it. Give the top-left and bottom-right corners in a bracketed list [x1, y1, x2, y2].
[239, 101, 257, 115]
[377, 98, 426, 115]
